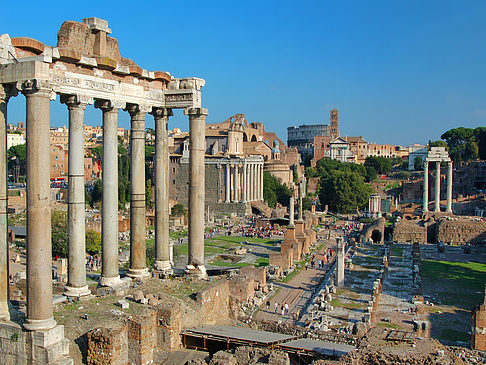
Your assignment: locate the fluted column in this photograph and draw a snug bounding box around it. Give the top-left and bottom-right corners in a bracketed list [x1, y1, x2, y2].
[61, 95, 91, 297]
[0, 84, 17, 320]
[423, 161, 429, 212]
[225, 163, 230, 202]
[434, 161, 441, 212]
[185, 107, 208, 277]
[260, 163, 264, 201]
[152, 108, 172, 272]
[126, 104, 150, 278]
[446, 161, 453, 213]
[242, 164, 247, 202]
[234, 164, 240, 202]
[252, 164, 256, 201]
[22, 79, 56, 331]
[96, 100, 124, 287]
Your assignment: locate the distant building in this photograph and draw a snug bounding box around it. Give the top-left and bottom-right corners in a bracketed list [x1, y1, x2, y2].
[50, 144, 68, 178]
[408, 144, 428, 170]
[287, 109, 339, 160]
[7, 133, 24, 150]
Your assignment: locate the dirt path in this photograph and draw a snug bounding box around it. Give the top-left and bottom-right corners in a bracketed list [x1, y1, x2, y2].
[255, 239, 336, 324]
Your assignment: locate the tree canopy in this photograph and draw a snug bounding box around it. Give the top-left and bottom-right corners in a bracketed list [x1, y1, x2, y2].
[263, 172, 292, 208]
[439, 127, 485, 163]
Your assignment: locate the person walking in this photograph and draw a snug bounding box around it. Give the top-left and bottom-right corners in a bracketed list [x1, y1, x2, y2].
[274, 302, 278, 314]
[281, 304, 285, 316]
[266, 300, 270, 311]
[284, 302, 289, 316]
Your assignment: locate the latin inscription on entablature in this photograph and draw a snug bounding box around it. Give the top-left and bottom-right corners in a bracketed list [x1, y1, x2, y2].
[164, 89, 201, 108]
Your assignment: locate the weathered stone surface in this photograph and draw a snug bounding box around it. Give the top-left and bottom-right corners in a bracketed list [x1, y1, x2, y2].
[87, 323, 127, 365]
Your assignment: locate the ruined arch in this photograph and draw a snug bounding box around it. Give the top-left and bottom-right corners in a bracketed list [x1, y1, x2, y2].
[243, 133, 248, 142]
[251, 135, 257, 142]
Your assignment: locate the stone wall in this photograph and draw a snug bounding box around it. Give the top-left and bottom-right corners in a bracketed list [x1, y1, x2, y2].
[196, 279, 235, 324]
[361, 217, 386, 243]
[436, 218, 486, 244]
[240, 266, 266, 287]
[472, 287, 486, 351]
[128, 311, 156, 365]
[206, 201, 250, 215]
[87, 323, 128, 365]
[174, 162, 222, 206]
[228, 276, 255, 303]
[269, 250, 293, 270]
[392, 220, 427, 243]
[156, 302, 182, 351]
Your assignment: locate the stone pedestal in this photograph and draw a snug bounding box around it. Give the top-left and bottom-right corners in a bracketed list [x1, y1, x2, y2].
[0, 321, 73, 364]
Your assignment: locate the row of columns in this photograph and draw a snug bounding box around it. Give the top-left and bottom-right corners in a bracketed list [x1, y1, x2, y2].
[224, 162, 263, 203]
[423, 160, 453, 213]
[0, 80, 208, 330]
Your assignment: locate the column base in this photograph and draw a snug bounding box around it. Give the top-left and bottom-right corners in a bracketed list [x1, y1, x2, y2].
[127, 267, 150, 279]
[154, 260, 173, 275]
[63, 285, 91, 298]
[185, 264, 207, 279]
[23, 317, 57, 331]
[99, 275, 122, 287]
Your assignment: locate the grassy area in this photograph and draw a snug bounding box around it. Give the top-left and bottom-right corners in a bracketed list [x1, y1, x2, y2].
[330, 298, 366, 310]
[391, 246, 404, 257]
[377, 321, 402, 329]
[439, 328, 470, 343]
[169, 230, 188, 240]
[422, 260, 486, 308]
[208, 235, 279, 245]
[209, 260, 249, 268]
[255, 257, 269, 267]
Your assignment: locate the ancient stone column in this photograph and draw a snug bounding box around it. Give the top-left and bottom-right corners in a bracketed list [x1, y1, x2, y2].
[96, 100, 123, 287]
[249, 164, 253, 201]
[126, 104, 150, 278]
[434, 161, 441, 212]
[0, 84, 17, 320]
[336, 237, 345, 287]
[61, 95, 91, 297]
[446, 161, 453, 213]
[185, 107, 208, 277]
[225, 163, 230, 203]
[242, 163, 247, 202]
[289, 197, 295, 226]
[234, 164, 240, 202]
[22, 79, 56, 331]
[423, 161, 429, 212]
[298, 183, 303, 221]
[260, 164, 264, 201]
[152, 108, 172, 272]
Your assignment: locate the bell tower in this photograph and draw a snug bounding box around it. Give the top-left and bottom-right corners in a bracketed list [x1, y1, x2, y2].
[330, 109, 339, 138]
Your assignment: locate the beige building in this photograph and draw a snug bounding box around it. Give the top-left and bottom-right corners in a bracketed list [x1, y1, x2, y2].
[7, 133, 24, 150]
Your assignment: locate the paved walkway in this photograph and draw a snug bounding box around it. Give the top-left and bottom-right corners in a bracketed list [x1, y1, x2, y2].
[255, 237, 337, 325]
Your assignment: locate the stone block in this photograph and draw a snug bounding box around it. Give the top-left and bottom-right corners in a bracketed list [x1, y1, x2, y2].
[240, 265, 266, 286]
[87, 323, 128, 365]
[128, 310, 156, 365]
[228, 276, 255, 303]
[117, 299, 129, 309]
[156, 302, 182, 350]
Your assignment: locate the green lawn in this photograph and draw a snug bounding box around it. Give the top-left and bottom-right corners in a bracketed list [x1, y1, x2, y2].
[422, 260, 486, 308]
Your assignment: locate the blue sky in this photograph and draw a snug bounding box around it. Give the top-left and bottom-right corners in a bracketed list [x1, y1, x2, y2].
[2, 1, 485, 146]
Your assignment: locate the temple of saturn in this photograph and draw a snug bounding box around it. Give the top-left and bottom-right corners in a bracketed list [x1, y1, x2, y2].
[422, 147, 453, 213]
[0, 16, 209, 343]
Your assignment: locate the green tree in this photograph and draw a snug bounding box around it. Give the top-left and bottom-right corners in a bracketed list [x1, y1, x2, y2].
[365, 166, 377, 182]
[171, 203, 187, 217]
[364, 156, 393, 175]
[146, 179, 153, 209]
[263, 172, 292, 208]
[475, 127, 486, 160]
[318, 170, 372, 213]
[441, 127, 478, 163]
[90, 145, 103, 159]
[52, 210, 68, 257]
[90, 179, 102, 207]
[85, 230, 101, 255]
[429, 140, 448, 149]
[414, 156, 423, 171]
[7, 143, 27, 177]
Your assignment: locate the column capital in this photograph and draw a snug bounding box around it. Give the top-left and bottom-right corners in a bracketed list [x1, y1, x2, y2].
[60, 94, 92, 109]
[151, 107, 173, 119]
[0, 83, 19, 101]
[94, 99, 125, 112]
[125, 102, 152, 117]
[185, 107, 209, 117]
[19, 79, 53, 98]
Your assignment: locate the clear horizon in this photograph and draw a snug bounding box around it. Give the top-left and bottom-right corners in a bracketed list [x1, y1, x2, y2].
[2, 0, 485, 146]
